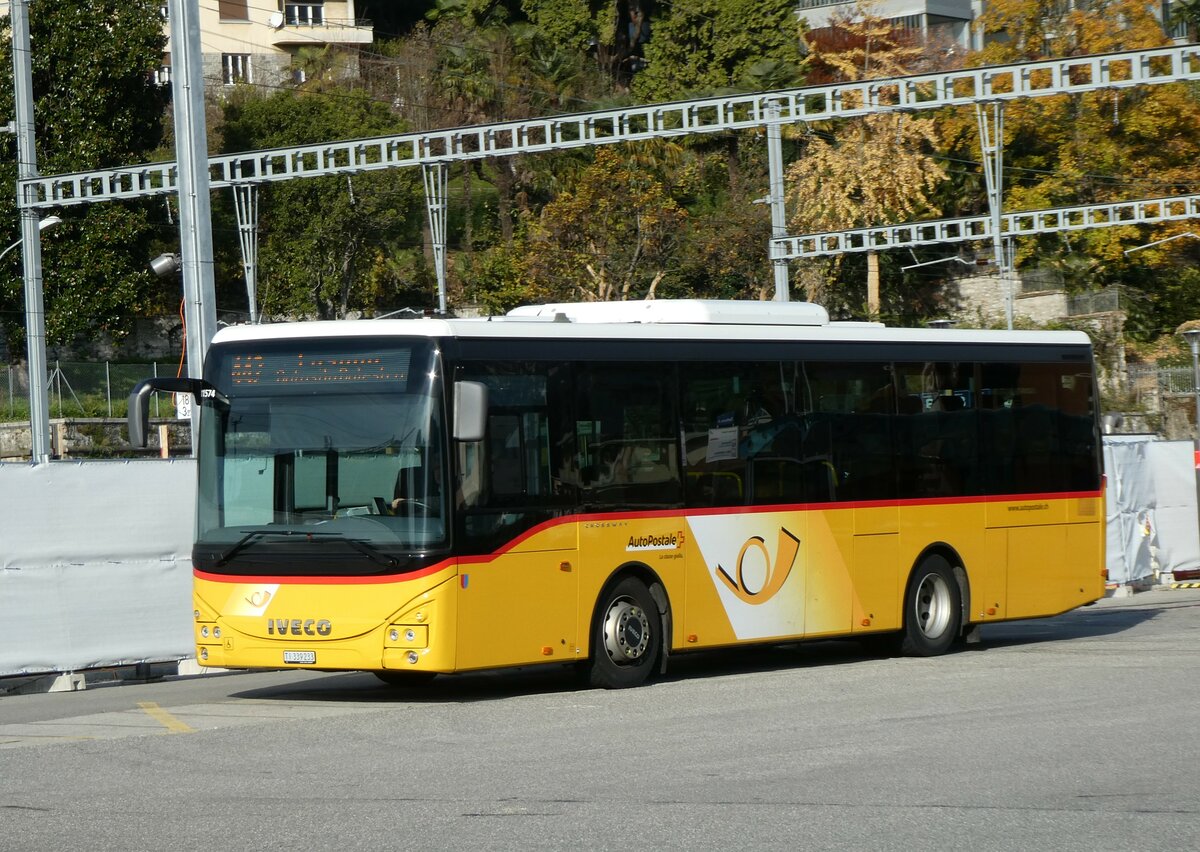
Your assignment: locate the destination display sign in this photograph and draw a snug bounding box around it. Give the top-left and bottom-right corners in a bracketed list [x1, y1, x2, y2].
[225, 349, 413, 387]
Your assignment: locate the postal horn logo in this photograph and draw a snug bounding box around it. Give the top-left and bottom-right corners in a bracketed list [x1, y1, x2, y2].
[716, 527, 800, 605]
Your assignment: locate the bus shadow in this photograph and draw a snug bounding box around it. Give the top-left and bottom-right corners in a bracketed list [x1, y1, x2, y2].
[970, 598, 1167, 649]
[230, 600, 1169, 704]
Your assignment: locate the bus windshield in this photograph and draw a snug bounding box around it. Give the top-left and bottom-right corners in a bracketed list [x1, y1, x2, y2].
[195, 337, 447, 575]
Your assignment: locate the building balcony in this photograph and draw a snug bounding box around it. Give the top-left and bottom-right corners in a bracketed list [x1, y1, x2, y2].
[269, 17, 373, 47]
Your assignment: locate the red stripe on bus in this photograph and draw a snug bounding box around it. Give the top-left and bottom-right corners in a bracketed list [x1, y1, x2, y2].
[195, 489, 1102, 585]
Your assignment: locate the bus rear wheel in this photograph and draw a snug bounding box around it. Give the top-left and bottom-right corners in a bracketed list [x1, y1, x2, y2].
[588, 577, 661, 689]
[899, 556, 962, 657]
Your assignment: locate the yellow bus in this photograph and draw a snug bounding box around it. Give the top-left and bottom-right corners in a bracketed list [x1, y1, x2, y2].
[129, 300, 1105, 689]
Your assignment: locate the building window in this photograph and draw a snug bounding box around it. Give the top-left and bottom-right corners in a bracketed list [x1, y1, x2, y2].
[1163, 2, 1191, 39]
[891, 14, 924, 33]
[218, 1, 250, 21]
[222, 54, 251, 85]
[283, 2, 325, 26]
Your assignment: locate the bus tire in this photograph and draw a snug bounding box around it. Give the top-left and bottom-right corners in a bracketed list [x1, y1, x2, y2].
[588, 576, 662, 689]
[374, 670, 437, 688]
[899, 555, 962, 657]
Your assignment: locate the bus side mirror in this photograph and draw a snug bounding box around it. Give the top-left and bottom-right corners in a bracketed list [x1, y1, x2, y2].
[127, 377, 215, 447]
[454, 381, 488, 442]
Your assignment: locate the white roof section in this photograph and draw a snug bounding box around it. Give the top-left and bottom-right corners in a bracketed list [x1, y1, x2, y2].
[505, 299, 831, 326]
[210, 301, 1092, 348]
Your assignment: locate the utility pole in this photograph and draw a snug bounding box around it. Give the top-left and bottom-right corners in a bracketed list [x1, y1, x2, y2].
[977, 102, 1012, 329]
[11, 0, 51, 464]
[167, 0, 217, 449]
[766, 102, 790, 302]
[167, 0, 217, 378]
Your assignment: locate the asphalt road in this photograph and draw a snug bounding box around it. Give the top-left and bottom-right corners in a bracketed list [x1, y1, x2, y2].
[2, 588, 1198, 851]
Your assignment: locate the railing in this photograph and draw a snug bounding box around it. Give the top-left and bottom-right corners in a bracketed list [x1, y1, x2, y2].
[1152, 366, 1195, 395]
[2, 361, 175, 420]
[1066, 288, 1122, 315]
[1123, 365, 1193, 414]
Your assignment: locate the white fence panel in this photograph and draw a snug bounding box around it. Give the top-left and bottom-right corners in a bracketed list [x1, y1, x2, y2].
[0, 459, 195, 677]
[1104, 437, 1200, 585]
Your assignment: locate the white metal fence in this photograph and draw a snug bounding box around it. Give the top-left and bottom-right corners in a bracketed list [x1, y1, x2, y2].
[2, 361, 175, 420]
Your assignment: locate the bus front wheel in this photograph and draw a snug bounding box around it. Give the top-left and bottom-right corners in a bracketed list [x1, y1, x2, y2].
[900, 556, 962, 657]
[588, 577, 662, 689]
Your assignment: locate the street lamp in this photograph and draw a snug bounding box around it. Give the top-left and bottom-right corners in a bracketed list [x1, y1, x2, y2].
[0, 215, 61, 262]
[1124, 232, 1199, 255]
[901, 256, 973, 272]
[150, 252, 181, 279]
[1179, 324, 1200, 575]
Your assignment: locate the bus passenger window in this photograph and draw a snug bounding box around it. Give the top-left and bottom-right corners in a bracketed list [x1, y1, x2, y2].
[893, 362, 979, 499]
[577, 365, 681, 508]
[805, 361, 896, 501]
[682, 361, 802, 507]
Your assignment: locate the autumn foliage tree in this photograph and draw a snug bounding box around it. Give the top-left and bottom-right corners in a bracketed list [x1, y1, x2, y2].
[963, 0, 1200, 336]
[785, 6, 946, 315]
[523, 147, 687, 301]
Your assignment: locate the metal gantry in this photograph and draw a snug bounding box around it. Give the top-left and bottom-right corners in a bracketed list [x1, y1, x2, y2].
[16, 45, 1200, 211]
[233, 184, 259, 323]
[772, 194, 1200, 258]
[10, 42, 1200, 345]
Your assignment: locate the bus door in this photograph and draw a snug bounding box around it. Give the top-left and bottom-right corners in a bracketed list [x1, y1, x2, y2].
[681, 361, 814, 646]
[803, 361, 900, 636]
[453, 363, 580, 670]
[979, 360, 1099, 618]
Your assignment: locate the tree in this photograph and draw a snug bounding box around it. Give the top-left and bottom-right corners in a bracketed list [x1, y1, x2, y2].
[632, 0, 807, 101]
[219, 88, 423, 319]
[523, 147, 687, 301]
[785, 7, 946, 316]
[0, 0, 170, 352]
[521, 0, 606, 56]
[963, 0, 1200, 336]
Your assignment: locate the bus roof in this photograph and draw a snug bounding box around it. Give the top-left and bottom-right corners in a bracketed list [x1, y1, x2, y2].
[505, 299, 831, 325]
[209, 300, 1092, 348]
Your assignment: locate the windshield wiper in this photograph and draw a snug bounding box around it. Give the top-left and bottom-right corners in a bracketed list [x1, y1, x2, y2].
[215, 530, 326, 567]
[214, 530, 397, 569]
[339, 538, 401, 569]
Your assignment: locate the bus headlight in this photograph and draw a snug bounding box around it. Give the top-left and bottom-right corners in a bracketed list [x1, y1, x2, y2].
[385, 624, 428, 649]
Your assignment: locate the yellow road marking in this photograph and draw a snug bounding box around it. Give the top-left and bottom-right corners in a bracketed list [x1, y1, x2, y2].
[137, 702, 195, 734]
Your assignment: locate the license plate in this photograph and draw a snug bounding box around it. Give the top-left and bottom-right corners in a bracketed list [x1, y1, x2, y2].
[283, 650, 316, 665]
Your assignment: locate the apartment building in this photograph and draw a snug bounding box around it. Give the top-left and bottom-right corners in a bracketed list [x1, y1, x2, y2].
[796, 0, 1193, 53]
[162, 1, 373, 89]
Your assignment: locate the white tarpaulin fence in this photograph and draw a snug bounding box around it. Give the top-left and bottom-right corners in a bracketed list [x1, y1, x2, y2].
[0, 442, 1193, 680]
[0, 459, 195, 678]
[1104, 437, 1200, 585]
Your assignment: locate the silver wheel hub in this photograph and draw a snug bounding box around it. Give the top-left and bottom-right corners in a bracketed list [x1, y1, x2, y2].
[914, 572, 953, 639]
[602, 597, 651, 664]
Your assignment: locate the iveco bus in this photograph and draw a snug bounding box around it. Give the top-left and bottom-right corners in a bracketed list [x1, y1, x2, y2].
[129, 300, 1105, 688]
